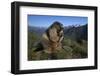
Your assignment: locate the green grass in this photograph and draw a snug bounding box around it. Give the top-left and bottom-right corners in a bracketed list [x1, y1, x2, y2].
[28, 32, 88, 60]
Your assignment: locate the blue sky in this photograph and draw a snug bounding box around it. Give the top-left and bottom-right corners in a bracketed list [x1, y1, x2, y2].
[28, 15, 88, 27]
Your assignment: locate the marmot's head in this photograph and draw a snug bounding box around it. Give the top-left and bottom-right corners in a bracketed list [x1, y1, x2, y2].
[46, 21, 64, 43]
[50, 21, 63, 33]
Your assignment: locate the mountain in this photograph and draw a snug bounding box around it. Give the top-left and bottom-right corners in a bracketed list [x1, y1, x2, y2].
[64, 24, 87, 41]
[28, 24, 87, 41]
[28, 26, 46, 36]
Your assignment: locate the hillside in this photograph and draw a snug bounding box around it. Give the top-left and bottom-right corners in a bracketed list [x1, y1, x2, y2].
[28, 26, 46, 36]
[64, 24, 87, 41]
[28, 24, 87, 41]
[28, 24, 88, 60]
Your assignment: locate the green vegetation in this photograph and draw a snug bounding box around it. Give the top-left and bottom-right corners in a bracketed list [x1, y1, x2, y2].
[28, 31, 87, 61]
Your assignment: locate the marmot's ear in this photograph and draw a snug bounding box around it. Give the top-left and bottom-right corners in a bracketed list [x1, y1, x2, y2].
[49, 27, 59, 42]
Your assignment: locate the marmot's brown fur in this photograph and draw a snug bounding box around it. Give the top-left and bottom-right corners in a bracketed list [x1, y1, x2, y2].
[40, 21, 64, 54]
